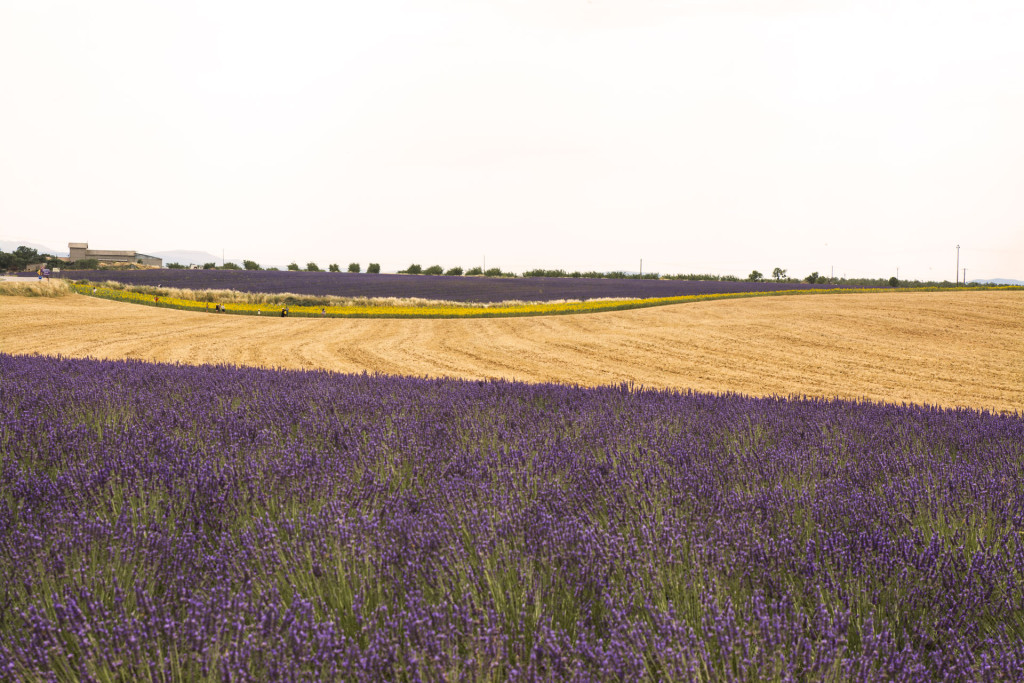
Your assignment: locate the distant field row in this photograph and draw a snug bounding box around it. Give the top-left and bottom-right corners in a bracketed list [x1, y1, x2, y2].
[55, 269, 849, 302]
[69, 282, 890, 318]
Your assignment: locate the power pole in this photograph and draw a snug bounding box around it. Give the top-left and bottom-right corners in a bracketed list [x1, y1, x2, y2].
[640, 258, 643, 278]
[956, 244, 960, 284]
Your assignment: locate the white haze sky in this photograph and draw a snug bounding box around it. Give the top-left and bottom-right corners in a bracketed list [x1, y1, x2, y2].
[2, 0, 1023, 280]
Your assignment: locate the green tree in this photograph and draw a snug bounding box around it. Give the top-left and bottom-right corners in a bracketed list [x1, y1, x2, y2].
[484, 267, 503, 277]
[748, 270, 763, 282]
[424, 265, 444, 275]
[347, 263, 360, 273]
[444, 266, 463, 276]
[465, 266, 483, 276]
[243, 260, 261, 270]
[804, 271, 819, 284]
[328, 263, 340, 272]
[287, 263, 299, 271]
[0, 247, 44, 272]
[306, 262, 320, 272]
[402, 264, 422, 274]
[220, 262, 241, 270]
[203, 262, 216, 270]
[772, 267, 786, 281]
[889, 276, 899, 287]
[367, 263, 381, 274]
[166, 262, 185, 269]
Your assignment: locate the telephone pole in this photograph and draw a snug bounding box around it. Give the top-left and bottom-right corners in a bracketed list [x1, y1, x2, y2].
[956, 244, 960, 284]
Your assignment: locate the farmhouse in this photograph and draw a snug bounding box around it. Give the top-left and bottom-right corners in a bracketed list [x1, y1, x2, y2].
[69, 242, 162, 267]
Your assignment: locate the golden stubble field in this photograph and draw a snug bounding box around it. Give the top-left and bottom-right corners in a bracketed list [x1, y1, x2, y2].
[2, 290, 1022, 412]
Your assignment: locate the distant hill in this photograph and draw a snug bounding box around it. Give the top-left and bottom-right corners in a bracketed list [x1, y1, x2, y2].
[970, 278, 1024, 286]
[148, 250, 227, 266]
[0, 240, 67, 256]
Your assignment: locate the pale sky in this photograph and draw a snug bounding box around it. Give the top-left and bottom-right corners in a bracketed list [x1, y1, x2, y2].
[2, 0, 1022, 280]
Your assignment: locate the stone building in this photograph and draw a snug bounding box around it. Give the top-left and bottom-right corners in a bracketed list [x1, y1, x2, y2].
[68, 242, 162, 267]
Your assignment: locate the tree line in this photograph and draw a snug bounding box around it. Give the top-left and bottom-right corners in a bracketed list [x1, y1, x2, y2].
[0, 246, 991, 288]
[0, 246, 101, 271]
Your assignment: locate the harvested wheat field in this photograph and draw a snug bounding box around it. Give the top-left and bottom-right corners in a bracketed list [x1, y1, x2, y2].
[2, 290, 1021, 412]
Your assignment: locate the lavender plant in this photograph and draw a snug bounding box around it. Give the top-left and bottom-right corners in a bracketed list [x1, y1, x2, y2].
[58, 270, 844, 303]
[1, 354, 1021, 681]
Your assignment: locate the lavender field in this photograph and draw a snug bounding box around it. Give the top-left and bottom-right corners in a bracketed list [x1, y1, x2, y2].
[58, 270, 841, 302]
[2, 354, 1023, 681]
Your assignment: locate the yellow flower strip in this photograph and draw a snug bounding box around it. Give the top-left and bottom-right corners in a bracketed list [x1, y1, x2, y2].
[71, 283, 1021, 319]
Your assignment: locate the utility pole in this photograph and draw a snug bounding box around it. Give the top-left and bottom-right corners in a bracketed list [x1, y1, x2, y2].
[896, 266, 899, 280]
[640, 258, 642, 278]
[222, 249, 225, 267]
[483, 255, 486, 272]
[956, 244, 960, 284]
[964, 267, 967, 284]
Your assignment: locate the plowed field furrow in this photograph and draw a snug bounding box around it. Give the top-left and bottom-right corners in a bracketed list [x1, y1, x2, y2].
[2, 291, 1021, 412]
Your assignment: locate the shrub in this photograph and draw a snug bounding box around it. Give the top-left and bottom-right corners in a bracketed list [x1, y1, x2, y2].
[484, 268, 504, 277]
[816, 275, 829, 284]
[166, 262, 185, 269]
[220, 262, 241, 270]
[444, 266, 463, 276]
[889, 276, 899, 287]
[804, 271, 819, 284]
[306, 263, 320, 272]
[465, 267, 483, 276]
[287, 263, 299, 271]
[328, 264, 340, 272]
[523, 268, 566, 278]
[367, 263, 381, 274]
[243, 260, 261, 271]
[348, 263, 360, 273]
[402, 264, 422, 275]
[424, 265, 444, 275]
[203, 262, 216, 270]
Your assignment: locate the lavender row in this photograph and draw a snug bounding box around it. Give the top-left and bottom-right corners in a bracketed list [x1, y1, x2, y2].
[1, 354, 1022, 681]
[57, 269, 844, 302]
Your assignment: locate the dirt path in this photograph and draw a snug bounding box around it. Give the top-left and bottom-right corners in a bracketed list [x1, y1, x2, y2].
[2, 290, 1021, 412]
